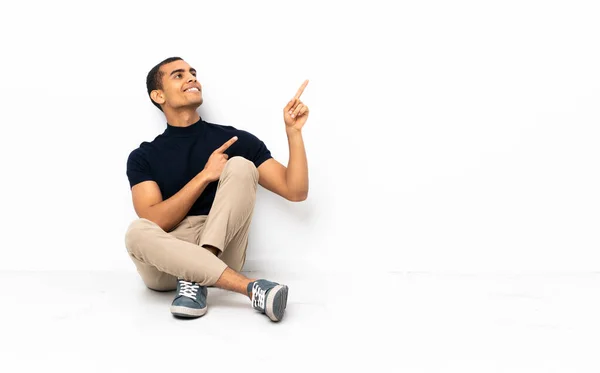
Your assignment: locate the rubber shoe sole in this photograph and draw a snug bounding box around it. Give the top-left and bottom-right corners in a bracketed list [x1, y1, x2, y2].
[265, 285, 289, 322]
[170, 305, 207, 318]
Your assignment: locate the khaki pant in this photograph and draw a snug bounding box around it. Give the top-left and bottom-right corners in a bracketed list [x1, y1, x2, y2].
[124, 156, 259, 290]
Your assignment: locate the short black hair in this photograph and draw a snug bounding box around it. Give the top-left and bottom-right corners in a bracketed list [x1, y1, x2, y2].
[146, 57, 183, 112]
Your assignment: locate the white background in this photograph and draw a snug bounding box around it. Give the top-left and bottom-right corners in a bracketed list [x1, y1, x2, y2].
[0, 0, 598, 273]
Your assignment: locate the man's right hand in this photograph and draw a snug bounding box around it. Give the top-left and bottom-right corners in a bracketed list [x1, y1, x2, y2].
[202, 136, 238, 182]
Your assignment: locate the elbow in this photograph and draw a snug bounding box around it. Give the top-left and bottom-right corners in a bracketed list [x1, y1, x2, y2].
[288, 191, 308, 202]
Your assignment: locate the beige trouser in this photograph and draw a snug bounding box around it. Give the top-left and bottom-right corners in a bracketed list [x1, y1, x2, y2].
[124, 156, 259, 290]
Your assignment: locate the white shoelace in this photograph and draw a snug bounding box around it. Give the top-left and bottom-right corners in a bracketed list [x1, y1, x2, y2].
[178, 280, 200, 300]
[252, 282, 266, 309]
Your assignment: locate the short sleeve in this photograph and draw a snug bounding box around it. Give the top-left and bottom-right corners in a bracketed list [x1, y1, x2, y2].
[239, 130, 272, 168]
[126, 148, 153, 188]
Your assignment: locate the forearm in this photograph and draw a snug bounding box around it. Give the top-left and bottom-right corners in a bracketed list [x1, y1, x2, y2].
[146, 172, 210, 231]
[285, 128, 309, 200]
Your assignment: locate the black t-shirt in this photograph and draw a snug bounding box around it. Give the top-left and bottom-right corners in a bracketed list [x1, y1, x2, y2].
[126, 118, 272, 216]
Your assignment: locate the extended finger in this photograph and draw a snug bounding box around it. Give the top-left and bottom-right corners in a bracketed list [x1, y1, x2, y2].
[294, 80, 309, 99]
[215, 136, 238, 153]
[292, 104, 304, 118]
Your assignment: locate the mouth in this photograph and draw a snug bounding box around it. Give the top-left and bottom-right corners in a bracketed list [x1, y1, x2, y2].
[184, 87, 200, 93]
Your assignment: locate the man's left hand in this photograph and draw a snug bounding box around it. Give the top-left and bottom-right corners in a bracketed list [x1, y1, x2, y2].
[284, 80, 309, 132]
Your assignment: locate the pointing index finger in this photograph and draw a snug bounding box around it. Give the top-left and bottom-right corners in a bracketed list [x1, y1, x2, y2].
[294, 80, 309, 99]
[215, 136, 238, 153]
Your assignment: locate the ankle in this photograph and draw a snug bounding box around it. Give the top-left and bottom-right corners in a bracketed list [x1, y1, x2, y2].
[246, 279, 257, 300]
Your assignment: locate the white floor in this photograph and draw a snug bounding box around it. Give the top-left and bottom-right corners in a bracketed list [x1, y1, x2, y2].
[1, 270, 599, 372]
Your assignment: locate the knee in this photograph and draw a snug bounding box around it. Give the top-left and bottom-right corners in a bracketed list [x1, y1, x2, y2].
[125, 218, 155, 251]
[223, 156, 258, 182]
[226, 156, 256, 171]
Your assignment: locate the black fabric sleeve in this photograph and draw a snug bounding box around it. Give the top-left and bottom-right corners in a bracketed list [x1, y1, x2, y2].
[239, 130, 272, 168]
[126, 149, 153, 188]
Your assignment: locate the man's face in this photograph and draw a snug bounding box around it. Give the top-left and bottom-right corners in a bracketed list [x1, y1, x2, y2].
[153, 60, 203, 110]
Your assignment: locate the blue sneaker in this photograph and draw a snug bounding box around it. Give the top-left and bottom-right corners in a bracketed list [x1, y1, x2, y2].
[248, 279, 289, 322]
[170, 279, 208, 318]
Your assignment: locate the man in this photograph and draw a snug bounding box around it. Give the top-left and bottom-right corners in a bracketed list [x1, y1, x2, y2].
[124, 57, 309, 322]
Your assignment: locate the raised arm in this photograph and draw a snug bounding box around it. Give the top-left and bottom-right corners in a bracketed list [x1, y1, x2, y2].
[258, 80, 310, 202]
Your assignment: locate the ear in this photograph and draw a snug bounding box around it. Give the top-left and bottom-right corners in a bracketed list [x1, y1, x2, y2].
[150, 90, 165, 106]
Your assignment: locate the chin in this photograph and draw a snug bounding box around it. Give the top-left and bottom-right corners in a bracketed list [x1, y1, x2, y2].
[182, 98, 202, 109]
[190, 96, 203, 106]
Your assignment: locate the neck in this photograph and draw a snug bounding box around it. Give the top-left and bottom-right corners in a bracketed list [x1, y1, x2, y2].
[163, 106, 201, 128]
